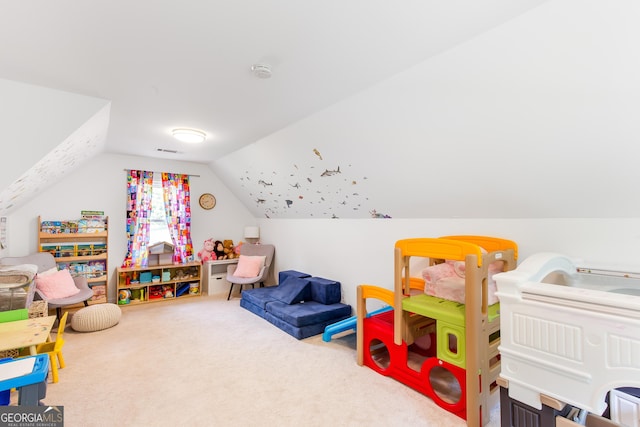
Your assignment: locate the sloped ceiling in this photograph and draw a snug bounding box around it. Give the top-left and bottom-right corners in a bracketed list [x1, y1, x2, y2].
[3, 1, 639, 219]
[0, 0, 547, 165]
[0, 79, 110, 216]
[213, 0, 640, 219]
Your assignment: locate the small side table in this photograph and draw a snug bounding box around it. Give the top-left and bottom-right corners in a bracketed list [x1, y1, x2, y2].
[203, 259, 238, 295]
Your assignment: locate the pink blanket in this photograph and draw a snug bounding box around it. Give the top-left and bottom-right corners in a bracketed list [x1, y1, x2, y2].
[421, 260, 504, 305]
[421, 263, 457, 283]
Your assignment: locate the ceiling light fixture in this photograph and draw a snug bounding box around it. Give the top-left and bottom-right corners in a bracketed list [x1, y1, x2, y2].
[171, 128, 206, 143]
[251, 64, 272, 79]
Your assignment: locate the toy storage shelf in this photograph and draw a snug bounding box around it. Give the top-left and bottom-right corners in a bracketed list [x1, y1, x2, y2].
[37, 215, 108, 305]
[116, 261, 202, 306]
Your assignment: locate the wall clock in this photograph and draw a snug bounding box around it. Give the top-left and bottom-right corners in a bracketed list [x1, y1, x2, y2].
[198, 193, 216, 210]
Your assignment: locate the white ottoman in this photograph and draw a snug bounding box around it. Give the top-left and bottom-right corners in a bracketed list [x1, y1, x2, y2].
[71, 303, 121, 332]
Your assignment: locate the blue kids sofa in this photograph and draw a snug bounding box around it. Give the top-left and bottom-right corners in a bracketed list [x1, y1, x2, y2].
[239, 270, 352, 339]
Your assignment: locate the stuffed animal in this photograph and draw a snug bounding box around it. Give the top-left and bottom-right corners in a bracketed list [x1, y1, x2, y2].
[213, 240, 226, 260]
[197, 239, 216, 262]
[223, 240, 237, 259]
[163, 285, 174, 298]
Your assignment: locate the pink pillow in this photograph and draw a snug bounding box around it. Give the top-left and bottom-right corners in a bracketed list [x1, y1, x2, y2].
[234, 255, 266, 278]
[35, 269, 81, 299]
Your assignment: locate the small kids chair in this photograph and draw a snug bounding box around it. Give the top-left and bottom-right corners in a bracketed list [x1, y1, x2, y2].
[19, 311, 68, 383]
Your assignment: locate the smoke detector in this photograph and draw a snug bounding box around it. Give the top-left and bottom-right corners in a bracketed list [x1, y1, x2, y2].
[251, 64, 272, 79]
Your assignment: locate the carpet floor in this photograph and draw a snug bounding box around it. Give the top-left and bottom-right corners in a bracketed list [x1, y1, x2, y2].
[14, 294, 502, 426]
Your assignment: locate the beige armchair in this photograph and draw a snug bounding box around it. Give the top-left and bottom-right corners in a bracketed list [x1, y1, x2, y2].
[0, 252, 94, 322]
[226, 244, 275, 300]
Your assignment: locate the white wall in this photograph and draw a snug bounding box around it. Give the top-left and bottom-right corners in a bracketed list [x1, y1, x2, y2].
[260, 218, 640, 311]
[7, 156, 640, 310]
[4, 152, 254, 303]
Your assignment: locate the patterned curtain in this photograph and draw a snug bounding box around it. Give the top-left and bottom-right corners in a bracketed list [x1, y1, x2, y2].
[121, 170, 154, 268]
[161, 172, 194, 264]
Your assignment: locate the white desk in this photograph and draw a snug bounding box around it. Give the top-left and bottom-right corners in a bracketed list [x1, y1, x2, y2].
[203, 259, 238, 295]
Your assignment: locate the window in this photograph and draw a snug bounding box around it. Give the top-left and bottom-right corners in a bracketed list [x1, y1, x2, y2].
[149, 177, 172, 245]
[122, 169, 193, 268]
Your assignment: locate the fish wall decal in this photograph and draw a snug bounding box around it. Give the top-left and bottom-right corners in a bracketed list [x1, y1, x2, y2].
[320, 166, 341, 177]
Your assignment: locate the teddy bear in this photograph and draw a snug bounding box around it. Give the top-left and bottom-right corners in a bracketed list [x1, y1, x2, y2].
[197, 239, 216, 262]
[223, 240, 237, 259]
[213, 240, 226, 260]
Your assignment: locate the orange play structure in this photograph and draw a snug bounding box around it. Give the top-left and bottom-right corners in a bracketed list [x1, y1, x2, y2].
[357, 236, 518, 426]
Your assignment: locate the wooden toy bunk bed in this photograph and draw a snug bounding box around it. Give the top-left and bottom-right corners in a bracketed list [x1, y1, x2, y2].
[357, 235, 517, 426]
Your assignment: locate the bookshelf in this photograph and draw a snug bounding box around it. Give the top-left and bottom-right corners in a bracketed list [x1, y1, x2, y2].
[37, 215, 108, 304]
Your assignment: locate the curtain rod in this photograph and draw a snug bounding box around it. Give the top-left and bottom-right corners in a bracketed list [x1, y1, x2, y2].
[122, 169, 200, 178]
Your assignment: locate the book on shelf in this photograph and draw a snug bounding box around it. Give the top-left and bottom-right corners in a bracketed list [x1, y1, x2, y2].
[40, 242, 107, 257]
[41, 220, 79, 234]
[41, 217, 107, 234]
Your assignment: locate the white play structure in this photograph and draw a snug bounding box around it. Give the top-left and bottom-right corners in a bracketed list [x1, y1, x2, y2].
[495, 252, 640, 415]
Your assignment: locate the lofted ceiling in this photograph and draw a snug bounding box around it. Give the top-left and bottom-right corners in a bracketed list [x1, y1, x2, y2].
[0, 0, 548, 164]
